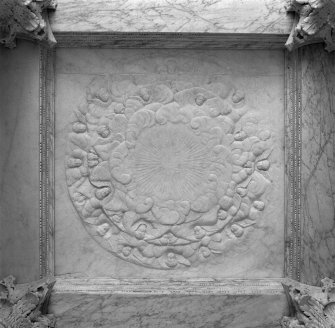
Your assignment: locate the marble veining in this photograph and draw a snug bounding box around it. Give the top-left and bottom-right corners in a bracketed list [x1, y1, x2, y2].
[50, 292, 288, 328]
[300, 44, 335, 285]
[1, 3, 335, 328]
[50, 0, 292, 34]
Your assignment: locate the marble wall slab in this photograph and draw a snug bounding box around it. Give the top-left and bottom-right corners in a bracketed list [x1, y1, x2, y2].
[50, 292, 288, 328]
[54, 48, 285, 279]
[0, 41, 40, 282]
[50, 0, 292, 35]
[300, 44, 335, 285]
[2, 41, 334, 289]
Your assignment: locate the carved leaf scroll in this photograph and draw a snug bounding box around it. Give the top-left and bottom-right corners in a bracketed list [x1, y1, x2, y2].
[286, 0, 335, 52]
[0, 0, 57, 49]
[0, 275, 55, 328]
[281, 277, 335, 327]
[65, 63, 275, 270]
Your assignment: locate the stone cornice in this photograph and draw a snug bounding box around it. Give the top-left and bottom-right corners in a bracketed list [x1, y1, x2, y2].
[1, 1, 335, 51]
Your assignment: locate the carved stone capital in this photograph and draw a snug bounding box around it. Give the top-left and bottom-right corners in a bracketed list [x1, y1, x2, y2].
[0, 275, 56, 328]
[286, 0, 335, 52]
[0, 0, 57, 49]
[281, 278, 335, 327]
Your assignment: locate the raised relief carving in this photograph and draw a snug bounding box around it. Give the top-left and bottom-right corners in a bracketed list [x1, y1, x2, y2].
[0, 275, 55, 328]
[65, 65, 275, 269]
[281, 278, 335, 327]
[0, 0, 57, 49]
[286, 0, 335, 52]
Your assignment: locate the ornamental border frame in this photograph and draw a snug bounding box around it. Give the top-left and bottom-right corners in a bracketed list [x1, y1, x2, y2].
[39, 46, 55, 278]
[38, 35, 302, 287]
[284, 49, 302, 281]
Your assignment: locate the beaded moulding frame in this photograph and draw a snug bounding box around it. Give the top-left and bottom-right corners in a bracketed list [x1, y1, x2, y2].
[38, 34, 302, 293]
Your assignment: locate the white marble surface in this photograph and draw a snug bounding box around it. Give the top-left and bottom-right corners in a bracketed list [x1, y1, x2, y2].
[50, 0, 292, 34]
[300, 44, 335, 286]
[0, 6, 334, 328]
[53, 277, 284, 295]
[54, 48, 285, 278]
[0, 41, 40, 282]
[50, 292, 288, 328]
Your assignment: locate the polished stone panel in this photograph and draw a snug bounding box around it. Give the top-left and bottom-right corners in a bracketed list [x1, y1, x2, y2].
[50, 0, 291, 34]
[50, 292, 287, 328]
[0, 2, 334, 327]
[54, 48, 285, 278]
[300, 44, 335, 285]
[0, 41, 40, 283]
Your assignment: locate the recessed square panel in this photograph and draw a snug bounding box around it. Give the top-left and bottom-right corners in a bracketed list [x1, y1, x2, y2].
[55, 49, 284, 278]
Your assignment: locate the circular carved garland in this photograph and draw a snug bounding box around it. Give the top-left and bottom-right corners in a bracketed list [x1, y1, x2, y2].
[66, 76, 273, 269]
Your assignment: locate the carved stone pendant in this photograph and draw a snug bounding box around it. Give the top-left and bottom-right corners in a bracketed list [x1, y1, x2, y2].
[281, 277, 335, 327]
[286, 0, 335, 52]
[0, 0, 57, 48]
[0, 275, 55, 328]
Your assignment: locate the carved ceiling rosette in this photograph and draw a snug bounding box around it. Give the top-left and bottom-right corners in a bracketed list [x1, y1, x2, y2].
[65, 71, 274, 270]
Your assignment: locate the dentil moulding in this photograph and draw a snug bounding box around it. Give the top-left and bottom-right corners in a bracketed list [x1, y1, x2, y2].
[0, 0, 57, 49]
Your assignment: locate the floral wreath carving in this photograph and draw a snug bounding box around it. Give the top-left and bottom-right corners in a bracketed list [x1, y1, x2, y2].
[66, 74, 274, 269]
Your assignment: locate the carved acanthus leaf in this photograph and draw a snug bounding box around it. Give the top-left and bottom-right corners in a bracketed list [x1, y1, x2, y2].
[0, 275, 56, 328]
[281, 277, 335, 327]
[286, 0, 335, 51]
[0, 0, 57, 49]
